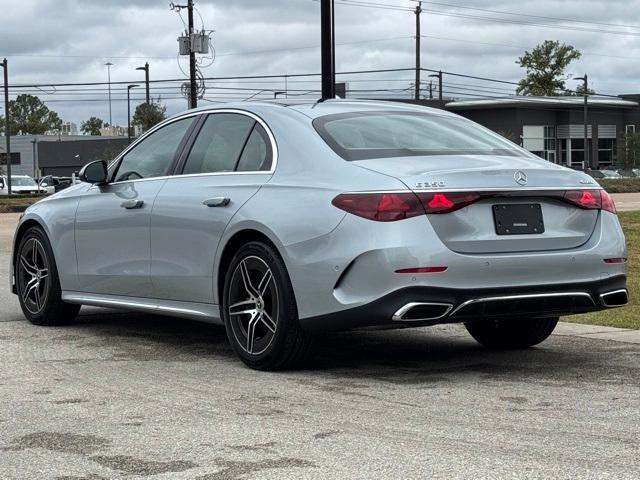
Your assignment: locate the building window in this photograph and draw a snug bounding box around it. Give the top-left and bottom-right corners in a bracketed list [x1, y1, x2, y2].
[523, 126, 557, 162]
[543, 126, 556, 162]
[598, 138, 617, 166]
[626, 125, 635, 135]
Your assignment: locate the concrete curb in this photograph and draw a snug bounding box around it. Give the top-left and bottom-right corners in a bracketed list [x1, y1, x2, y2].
[555, 322, 640, 344]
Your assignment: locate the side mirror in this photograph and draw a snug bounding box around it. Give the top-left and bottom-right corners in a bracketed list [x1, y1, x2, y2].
[79, 160, 108, 184]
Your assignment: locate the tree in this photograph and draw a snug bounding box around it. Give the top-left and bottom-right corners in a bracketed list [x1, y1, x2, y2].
[132, 98, 167, 132]
[516, 40, 582, 96]
[0, 94, 62, 135]
[621, 132, 640, 168]
[80, 117, 105, 136]
[572, 83, 596, 96]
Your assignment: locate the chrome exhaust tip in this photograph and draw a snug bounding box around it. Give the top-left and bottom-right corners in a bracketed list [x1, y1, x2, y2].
[392, 302, 453, 322]
[600, 289, 629, 308]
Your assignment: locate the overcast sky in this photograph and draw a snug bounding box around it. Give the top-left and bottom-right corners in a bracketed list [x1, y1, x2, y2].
[2, 0, 640, 127]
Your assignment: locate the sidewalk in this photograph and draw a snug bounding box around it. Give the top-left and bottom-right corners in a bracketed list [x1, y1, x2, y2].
[555, 322, 640, 344]
[612, 192, 640, 211]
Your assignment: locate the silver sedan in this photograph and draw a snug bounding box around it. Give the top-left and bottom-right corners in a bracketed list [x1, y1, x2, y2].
[10, 100, 628, 370]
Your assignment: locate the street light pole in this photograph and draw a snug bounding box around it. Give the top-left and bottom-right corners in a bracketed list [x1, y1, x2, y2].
[136, 62, 150, 104]
[105, 62, 114, 127]
[575, 75, 589, 169]
[428, 71, 443, 103]
[127, 84, 139, 144]
[1, 58, 11, 194]
[414, 1, 422, 101]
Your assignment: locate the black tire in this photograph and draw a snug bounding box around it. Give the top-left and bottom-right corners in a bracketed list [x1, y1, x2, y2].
[222, 241, 314, 370]
[465, 317, 558, 349]
[15, 226, 80, 326]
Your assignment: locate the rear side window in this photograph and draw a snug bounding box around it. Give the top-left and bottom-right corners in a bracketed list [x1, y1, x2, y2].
[236, 124, 272, 172]
[313, 111, 529, 161]
[183, 113, 255, 174]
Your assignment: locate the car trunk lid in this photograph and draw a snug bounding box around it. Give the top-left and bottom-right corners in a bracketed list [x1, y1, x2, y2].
[353, 155, 600, 254]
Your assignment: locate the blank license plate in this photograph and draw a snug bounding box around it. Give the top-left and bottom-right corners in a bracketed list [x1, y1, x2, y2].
[493, 204, 544, 235]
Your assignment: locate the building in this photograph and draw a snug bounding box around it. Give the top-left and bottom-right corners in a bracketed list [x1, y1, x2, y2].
[100, 125, 142, 138]
[45, 121, 79, 136]
[445, 96, 640, 169]
[0, 135, 129, 177]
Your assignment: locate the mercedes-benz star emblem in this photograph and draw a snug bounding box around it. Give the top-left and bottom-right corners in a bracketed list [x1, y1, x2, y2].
[514, 170, 528, 186]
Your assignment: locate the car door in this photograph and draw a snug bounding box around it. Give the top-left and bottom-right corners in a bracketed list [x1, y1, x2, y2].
[74, 116, 196, 297]
[150, 111, 276, 303]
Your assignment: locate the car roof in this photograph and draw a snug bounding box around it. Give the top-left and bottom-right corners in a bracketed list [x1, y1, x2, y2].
[170, 99, 455, 121]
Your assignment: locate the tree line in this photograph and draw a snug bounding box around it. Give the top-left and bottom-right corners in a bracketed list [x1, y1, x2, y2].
[0, 95, 167, 136]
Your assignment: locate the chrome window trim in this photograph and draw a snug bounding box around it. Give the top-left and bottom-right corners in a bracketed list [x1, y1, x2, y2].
[450, 291, 595, 316]
[104, 108, 278, 186]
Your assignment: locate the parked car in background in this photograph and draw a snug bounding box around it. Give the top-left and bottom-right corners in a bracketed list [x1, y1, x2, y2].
[616, 169, 637, 178]
[0, 175, 47, 195]
[587, 169, 623, 180]
[38, 176, 74, 194]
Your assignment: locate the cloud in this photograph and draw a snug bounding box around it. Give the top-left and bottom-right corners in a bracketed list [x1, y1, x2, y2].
[1, 0, 640, 125]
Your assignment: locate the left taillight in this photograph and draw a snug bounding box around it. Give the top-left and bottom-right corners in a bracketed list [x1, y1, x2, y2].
[331, 192, 424, 222]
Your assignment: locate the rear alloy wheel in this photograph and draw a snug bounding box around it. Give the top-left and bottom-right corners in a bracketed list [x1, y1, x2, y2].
[16, 226, 80, 326]
[222, 242, 314, 370]
[465, 317, 558, 350]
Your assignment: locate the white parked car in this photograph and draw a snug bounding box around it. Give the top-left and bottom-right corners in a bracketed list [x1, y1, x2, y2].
[0, 175, 48, 195]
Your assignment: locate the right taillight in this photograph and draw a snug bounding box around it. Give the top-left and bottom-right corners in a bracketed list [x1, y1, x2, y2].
[563, 189, 616, 213]
[331, 192, 424, 222]
[600, 190, 617, 213]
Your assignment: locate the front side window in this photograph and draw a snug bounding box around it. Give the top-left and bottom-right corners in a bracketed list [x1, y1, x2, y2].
[113, 117, 194, 182]
[314, 111, 530, 161]
[183, 113, 257, 174]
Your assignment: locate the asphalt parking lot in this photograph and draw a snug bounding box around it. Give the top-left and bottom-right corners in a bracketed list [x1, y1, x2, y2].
[1, 213, 639, 479]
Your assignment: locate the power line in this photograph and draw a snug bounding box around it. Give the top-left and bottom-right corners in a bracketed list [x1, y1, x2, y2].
[333, 0, 640, 36]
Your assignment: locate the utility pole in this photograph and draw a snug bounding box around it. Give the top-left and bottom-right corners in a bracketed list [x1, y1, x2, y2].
[429, 80, 433, 99]
[321, 0, 336, 100]
[414, 1, 422, 101]
[575, 74, 590, 169]
[104, 62, 113, 127]
[1, 58, 11, 194]
[136, 62, 150, 104]
[188, 0, 198, 108]
[127, 84, 139, 144]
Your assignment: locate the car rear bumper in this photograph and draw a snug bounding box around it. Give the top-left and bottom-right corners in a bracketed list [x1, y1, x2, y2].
[300, 275, 627, 332]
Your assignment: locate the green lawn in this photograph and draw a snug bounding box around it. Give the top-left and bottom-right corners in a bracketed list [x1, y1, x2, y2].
[566, 210, 640, 329]
[0, 194, 44, 212]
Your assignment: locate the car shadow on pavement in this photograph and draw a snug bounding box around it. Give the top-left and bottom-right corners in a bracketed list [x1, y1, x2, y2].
[67, 308, 608, 384]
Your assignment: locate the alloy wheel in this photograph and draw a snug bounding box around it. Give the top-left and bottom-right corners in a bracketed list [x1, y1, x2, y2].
[17, 238, 50, 315]
[227, 255, 279, 355]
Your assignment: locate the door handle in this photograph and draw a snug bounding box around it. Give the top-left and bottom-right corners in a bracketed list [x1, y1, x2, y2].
[203, 197, 231, 207]
[120, 199, 144, 209]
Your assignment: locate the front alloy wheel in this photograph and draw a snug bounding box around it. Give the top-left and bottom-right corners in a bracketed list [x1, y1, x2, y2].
[16, 226, 80, 326]
[17, 237, 50, 315]
[222, 242, 313, 370]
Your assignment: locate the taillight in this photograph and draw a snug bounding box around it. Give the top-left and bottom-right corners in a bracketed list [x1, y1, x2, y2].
[331, 192, 423, 222]
[417, 192, 481, 214]
[563, 189, 616, 213]
[600, 190, 617, 213]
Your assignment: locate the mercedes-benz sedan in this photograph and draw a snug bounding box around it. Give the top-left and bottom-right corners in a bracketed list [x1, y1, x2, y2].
[10, 100, 628, 370]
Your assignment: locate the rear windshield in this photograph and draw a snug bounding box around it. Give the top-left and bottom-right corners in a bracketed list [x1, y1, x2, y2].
[313, 111, 528, 161]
